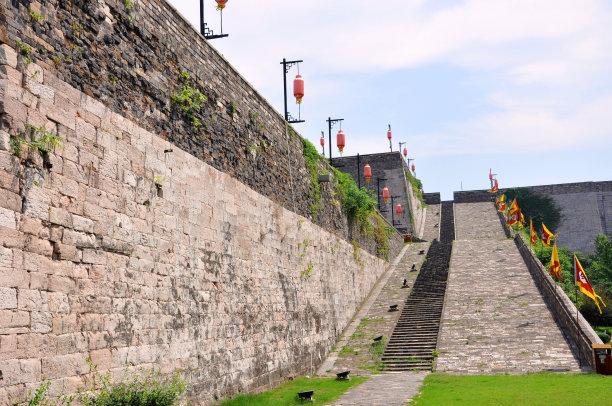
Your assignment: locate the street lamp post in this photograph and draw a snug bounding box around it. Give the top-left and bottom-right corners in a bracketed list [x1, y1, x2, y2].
[327, 117, 344, 167]
[281, 58, 305, 124]
[200, 0, 229, 40]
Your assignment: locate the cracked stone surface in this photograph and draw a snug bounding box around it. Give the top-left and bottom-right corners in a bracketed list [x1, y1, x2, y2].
[435, 203, 581, 374]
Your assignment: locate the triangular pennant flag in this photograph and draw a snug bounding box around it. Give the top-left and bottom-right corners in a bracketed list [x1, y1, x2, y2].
[574, 255, 606, 313]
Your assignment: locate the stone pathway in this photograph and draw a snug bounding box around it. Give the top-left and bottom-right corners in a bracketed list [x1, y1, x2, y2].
[330, 371, 428, 406]
[435, 202, 581, 374]
[318, 242, 430, 377]
[422, 204, 440, 242]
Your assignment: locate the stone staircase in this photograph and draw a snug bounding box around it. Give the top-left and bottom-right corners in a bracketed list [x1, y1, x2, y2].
[382, 201, 455, 371]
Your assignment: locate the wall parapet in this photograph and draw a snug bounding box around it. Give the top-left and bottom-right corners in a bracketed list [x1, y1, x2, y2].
[502, 213, 603, 368]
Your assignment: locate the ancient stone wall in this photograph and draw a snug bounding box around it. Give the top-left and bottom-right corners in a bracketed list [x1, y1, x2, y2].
[0, 45, 401, 404]
[332, 152, 426, 237]
[0, 0, 402, 256]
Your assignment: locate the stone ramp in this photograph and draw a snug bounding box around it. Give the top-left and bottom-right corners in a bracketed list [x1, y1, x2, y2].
[422, 204, 440, 242]
[454, 201, 507, 240]
[435, 203, 581, 374]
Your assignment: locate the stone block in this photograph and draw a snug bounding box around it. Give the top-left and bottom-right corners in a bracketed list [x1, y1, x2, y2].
[0, 44, 18, 68]
[0, 97, 27, 125]
[41, 353, 90, 379]
[62, 229, 96, 248]
[76, 117, 96, 141]
[18, 289, 48, 311]
[72, 214, 94, 233]
[0, 188, 21, 213]
[47, 275, 76, 293]
[31, 311, 53, 333]
[0, 130, 10, 151]
[81, 93, 107, 118]
[52, 173, 79, 198]
[0, 206, 17, 229]
[89, 348, 112, 371]
[0, 287, 17, 309]
[0, 65, 21, 87]
[47, 292, 70, 314]
[0, 267, 29, 289]
[25, 235, 53, 256]
[49, 206, 72, 227]
[0, 310, 29, 329]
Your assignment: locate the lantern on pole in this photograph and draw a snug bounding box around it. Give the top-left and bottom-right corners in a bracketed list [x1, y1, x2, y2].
[215, 0, 228, 9]
[364, 164, 372, 183]
[387, 124, 392, 152]
[293, 75, 304, 104]
[337, 130, 345, 153]
[411, 163, 415, 173]
[320, 132, 325, 155]
[403, 147, 407, 158]
[396, 203, 402, 217]
[382, 187, 389, 203]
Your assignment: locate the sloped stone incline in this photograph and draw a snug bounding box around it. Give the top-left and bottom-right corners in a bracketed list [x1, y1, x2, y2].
[454, 202, 507, 240]
[435, 238, 581, 374]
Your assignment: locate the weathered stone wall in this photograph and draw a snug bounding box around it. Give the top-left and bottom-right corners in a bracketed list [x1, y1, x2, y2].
[454, 182, 612, 253]
[0, 0, 401, 256]
[332, 152, 426, 237]
[0, 44, 398, 404]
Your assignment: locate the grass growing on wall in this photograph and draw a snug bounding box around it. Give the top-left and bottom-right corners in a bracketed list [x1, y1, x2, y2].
[216, 376, 368, 405]
[406, 171, 426, 208]
[411, 373, 612, 406]
[302, 138, 323, 221]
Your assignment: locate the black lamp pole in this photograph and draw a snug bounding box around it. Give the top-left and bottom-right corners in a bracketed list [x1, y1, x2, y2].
[357, 153, 361, 188]
[281, 58, 304, 124]
[399, 142, 406, 156]
[200, 0, 229, 40]
[327, 117, 343, 167]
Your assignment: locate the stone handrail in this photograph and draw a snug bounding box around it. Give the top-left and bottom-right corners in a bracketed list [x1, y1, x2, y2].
[496, 211, 602, 369]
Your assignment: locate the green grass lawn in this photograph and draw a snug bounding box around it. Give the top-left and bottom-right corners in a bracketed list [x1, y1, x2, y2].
[216, 375, 368, 405]
[411, 373, 612, 406]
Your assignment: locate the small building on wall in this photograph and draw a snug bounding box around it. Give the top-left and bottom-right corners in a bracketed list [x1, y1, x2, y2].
[332, 152, 426, 238]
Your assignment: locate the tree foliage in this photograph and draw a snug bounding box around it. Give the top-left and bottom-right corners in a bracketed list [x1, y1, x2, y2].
[504, 187, 562, 233]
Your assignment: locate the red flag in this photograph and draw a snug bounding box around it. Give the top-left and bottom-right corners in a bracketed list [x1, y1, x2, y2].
[530, 219, 539, 246]
[575, 255, 606, 313]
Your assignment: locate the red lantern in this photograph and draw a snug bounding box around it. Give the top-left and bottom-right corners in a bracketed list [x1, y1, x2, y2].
[387, 128, 392, 141]
[320, 134, 325, 147]
[489, 172, 493, 181]
[337, 130, 345, 153]
[382, 187, 389, 203]
[293, 75, 304, 104]
[364, 164, 372, 183]
[421, 189, 424, 194]
[403, 147, 407, 158]
[216, 0, 228, 9]
[396, 203, 402, 216]
[411, 163, 415, 172]
[494, 178, 499, 187]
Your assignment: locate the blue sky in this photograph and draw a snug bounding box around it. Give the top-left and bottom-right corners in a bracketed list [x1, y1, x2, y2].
[169, 0, 612, 199]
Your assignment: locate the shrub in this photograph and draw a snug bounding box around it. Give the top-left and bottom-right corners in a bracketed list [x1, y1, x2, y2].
[596, 330, 611, 344]
[504, 187, 562, 233]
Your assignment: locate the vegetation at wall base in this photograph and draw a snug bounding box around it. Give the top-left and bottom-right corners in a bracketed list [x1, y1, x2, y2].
[216, 376, 368, 405]
[410, 373, 612, 406]
[15, 362, 187, 406]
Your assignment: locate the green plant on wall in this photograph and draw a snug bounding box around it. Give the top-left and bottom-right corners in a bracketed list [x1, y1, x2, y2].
[171, 70, 207, 128]
[28, 7, 44, 23]
[302, 138, 323, 221]
[11, 124, 64, 156]
[406, 170, 427, 208]
[15, 39, 33, 67]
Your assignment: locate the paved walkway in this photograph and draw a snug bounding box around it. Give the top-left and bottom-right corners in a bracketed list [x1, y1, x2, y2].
[435, 202, 581, 374]
[331, 372, 428, 406]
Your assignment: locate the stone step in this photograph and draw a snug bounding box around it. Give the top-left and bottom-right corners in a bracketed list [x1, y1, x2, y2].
[383, 201, 454, 372]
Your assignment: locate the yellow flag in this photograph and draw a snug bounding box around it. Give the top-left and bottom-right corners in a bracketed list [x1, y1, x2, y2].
[508, 198, 519, 214]
[541, 223, 556, 247]
[550, 242, 564, 280]
[575, 255, 606, 313]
